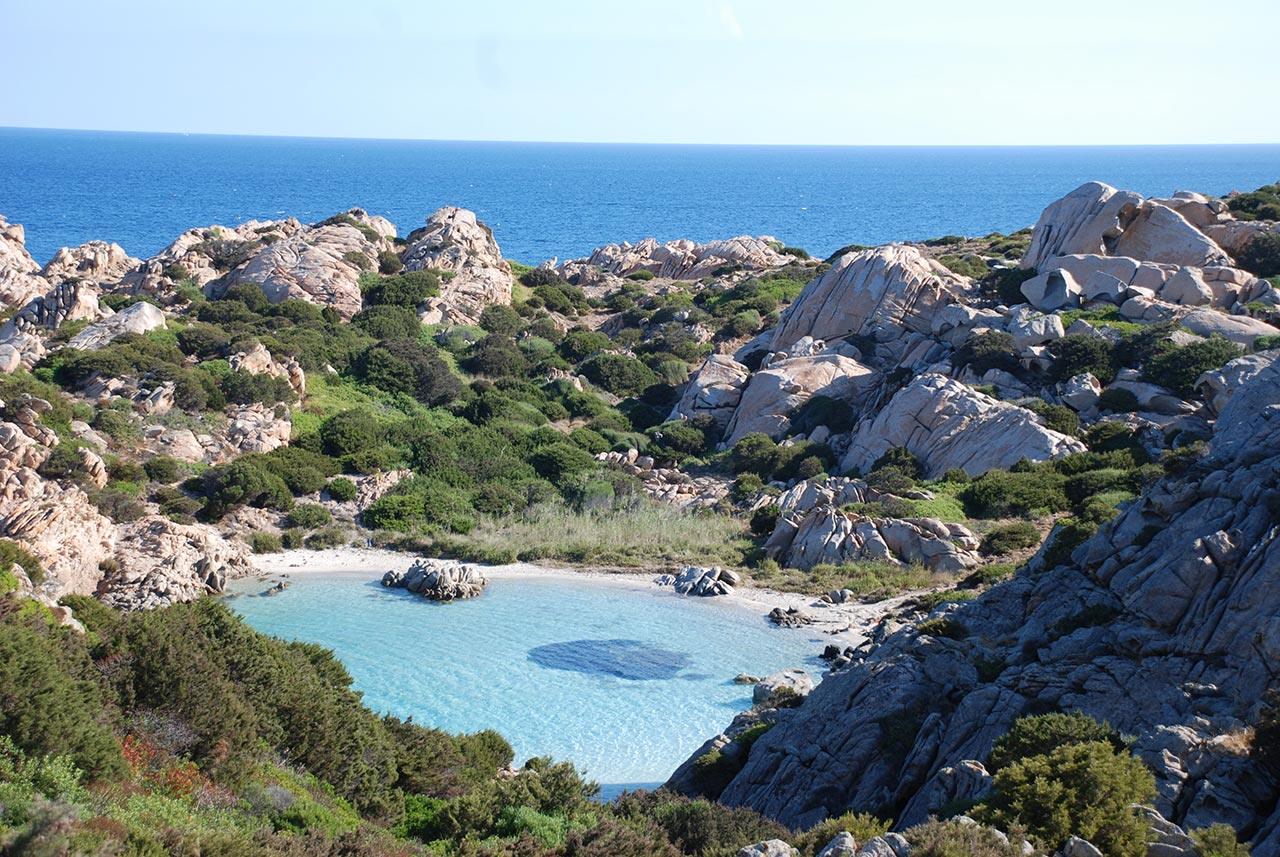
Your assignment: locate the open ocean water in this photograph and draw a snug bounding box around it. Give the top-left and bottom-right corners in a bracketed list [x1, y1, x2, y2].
[2, 127, 1277, 267]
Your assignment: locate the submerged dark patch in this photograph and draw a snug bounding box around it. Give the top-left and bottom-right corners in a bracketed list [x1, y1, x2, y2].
[528, 639, 690, 681]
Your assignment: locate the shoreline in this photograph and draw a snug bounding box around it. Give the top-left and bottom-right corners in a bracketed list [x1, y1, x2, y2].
[246, 547, 908, 650]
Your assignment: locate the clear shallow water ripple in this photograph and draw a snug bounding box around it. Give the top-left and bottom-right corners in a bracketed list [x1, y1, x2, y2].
[225, 573, 824, 790]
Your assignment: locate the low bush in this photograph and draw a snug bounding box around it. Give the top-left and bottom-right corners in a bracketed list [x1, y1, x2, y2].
[327, 477, 357, 502]
[984, 267, 1039, 306]
[287, 504, 332, 529]
[579, 353, 659, 396]
[1144, 335, 1242, 397]
[958, 330, 1021, 375]
[961, 469, 1069, 518]
[1097, 387, 1140, 414]
[251, 532, 283, 553]
[1049, 334, 1118, 383]
[987, 712, 1126, 772]
[981, 522, 1041, 555]
[978, 740, 1154, 857]
[905, 817, 1032, 857]
[1238, 231, 1280, 278]
[1191, 823, 1253, 857]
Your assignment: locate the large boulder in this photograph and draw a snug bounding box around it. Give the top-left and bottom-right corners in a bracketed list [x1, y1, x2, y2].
[382, 558, 489, 601]
[566, 235, 789, 280]
[669, 354, 751, 431]
[66, 301, 167, 350]
[841, 374, 1086, 478]
[403, 207, 513, 324]
[1022, 182, 1231, 271]
[220, 222, 377, 319]
[1019, 268, 1081, 311]
[769, 246, 972, 354]
[724, 354, 879, 445]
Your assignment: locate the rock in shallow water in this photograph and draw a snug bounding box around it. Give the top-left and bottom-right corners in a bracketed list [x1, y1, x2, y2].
[381, 558, 488, 601]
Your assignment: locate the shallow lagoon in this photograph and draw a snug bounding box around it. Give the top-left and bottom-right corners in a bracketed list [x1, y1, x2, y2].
[226, 571, 824, 793]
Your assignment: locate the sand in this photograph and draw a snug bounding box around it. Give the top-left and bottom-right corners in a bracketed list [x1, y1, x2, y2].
[247, 547, 911, 650]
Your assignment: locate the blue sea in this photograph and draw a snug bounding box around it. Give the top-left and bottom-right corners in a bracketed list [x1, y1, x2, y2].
[226, 570, 824, 793]
[2, 127, 1278, 268]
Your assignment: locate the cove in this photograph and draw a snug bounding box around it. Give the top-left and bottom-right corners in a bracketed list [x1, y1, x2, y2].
[225, 570, 823, 792]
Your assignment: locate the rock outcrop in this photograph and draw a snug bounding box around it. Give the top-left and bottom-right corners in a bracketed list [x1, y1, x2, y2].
[382, 558, 489, 601]
[1022, 182, 1234, 271]
[769, 246, 973, 356]
[100, 516, 255, 610]
[403, 207, 513, 324]
[765, 506, 980, 574]
[563, 235, 789, 281]
[841, 374, 1086, 479]
[677, 351, 1280, 847]
[220, 221, 379, 319]
[229, 342, 306, 397]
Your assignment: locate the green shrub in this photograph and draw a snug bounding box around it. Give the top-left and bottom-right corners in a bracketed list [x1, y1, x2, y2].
[987, 712, 1126, 772]
[287, 504, 332, 529]
[905, 818, 1031, 857]
[1238, 231, 1280, 278]
[1049, 334, 1118, 383]
[0, 540, 44, 585]
[463, 335, 529, 378]
[1097, 387, 1140, 414]
[251, 532, 283, 554]
[731, 433, 780, 476]
[221, 369, 297, 406]
[195, 460, 295, 520]
[1063, 468, 1135, 505]
[978, 741, 1154, 857]
[361, 270, 439, 307]
[477, 304, 524, 337]
[320, 410, 383, 458]
[981, 522, 1041, 555]
[626, 269, 656, 281]
[961, 469, 1069, 518]
[327, 477, 357, 502]
[984, 267, 1038, 306]
[354, 338, 461, 404]
[1145, 335, 1243, 397]
[958, 330, 1020, 375]
[1191, 823, 1252, 857]
[528, 443, 596, 484]
[791, 395, 854, 435]
[142, 456, 183, 484]
[579, 353, 659, 396]
[377, 249, 404, 275]
[873, 446, 924, 481]
[750, 504, 782, 536]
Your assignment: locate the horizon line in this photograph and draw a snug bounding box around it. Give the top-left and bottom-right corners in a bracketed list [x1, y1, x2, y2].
[4, 124, 1280, 149]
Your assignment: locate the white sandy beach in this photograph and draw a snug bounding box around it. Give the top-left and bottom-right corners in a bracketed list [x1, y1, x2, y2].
[246, 547, 910, 650]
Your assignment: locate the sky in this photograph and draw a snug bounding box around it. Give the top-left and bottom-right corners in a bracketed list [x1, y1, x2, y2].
[2, 0, 1278, 145]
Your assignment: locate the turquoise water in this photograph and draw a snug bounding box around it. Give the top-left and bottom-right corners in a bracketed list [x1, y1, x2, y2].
[225, 572, 824, 791]
[3, 127, 1279, 265]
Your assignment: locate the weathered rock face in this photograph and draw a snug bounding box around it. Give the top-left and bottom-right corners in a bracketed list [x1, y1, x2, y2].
[564, 235, 789, 281]
[724, 354, 879, 445]
[220, 222, 377, 320]
[0, 278, 107, 372]
[42, 240, 139, 285]
[221, 404, 291, 455]
[683, 352, 1280, 848]
[0, 409, 115, 596]
[1022, 182, 1232, 271]
[768, 246, 973, 355]
[1179, 308, 1280, 347]
[0, 216, 49, 311]
[382, 558, 489, 601]
[753, 669, 814, 706]
[669, 354, 751, 431]
[100, 516, 255, 610]
[841, 374, 1086, 479]
[66, 301, 167, 350]
[121, 217, 305, 294]
[765, 506, 980, 574]
[403, 207, 513, 324]
[594, 448, 730, 508]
